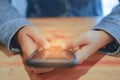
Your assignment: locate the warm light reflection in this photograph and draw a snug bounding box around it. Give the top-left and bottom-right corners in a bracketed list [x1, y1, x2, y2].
[36, 46, 74, 60]
[49, 39, 66, 46]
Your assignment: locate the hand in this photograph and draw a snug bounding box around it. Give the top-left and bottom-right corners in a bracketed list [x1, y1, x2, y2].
[63, 30, 114, 63]
[17, 26, 54, 73]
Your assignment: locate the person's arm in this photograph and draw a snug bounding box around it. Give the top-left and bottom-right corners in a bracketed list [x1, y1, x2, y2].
[0, 0, 54, 73]
[63, 3, 120, 63]
[0, 0, 32, 52]
[93, 3, 120, 55]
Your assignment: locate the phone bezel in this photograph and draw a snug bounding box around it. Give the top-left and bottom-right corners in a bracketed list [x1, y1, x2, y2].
[25, 46, 78, 68]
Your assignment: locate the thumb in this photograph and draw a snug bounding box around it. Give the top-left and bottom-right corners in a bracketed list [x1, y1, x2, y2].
[75, 45, 98, 63]
[28, 28, 49, 49]
[62, 35, 86, 49]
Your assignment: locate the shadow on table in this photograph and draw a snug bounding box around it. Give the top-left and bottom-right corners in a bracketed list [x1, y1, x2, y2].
[24, 52, 105, 80]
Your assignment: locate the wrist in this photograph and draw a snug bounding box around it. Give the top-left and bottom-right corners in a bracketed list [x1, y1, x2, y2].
[94, 29, 114, 44]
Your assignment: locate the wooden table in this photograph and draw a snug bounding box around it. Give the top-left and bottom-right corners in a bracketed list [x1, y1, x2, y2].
[1, 17, 120, 80]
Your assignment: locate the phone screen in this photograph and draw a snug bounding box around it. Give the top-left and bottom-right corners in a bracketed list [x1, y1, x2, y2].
[25, 46, 77, 68]
[32, 46, 74, 60]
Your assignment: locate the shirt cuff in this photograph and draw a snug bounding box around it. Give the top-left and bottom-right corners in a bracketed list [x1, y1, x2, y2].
[93, 19, 120, 55]
[0, 18, 32, 52]
[98, 41, 120, 55]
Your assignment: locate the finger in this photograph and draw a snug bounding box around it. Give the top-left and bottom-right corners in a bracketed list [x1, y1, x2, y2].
[75, 45, 97, 64]
[28, 28, 49, 49]
[62, 35, 86, 49]
[18, 34, 37, 58]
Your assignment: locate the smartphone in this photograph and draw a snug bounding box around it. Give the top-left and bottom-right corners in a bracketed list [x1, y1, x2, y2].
[25, 46, 78, 68]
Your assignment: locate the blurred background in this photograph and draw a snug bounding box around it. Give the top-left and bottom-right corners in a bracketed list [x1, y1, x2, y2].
[102, 0, 119, 16]
[11, 0, 119, 17]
